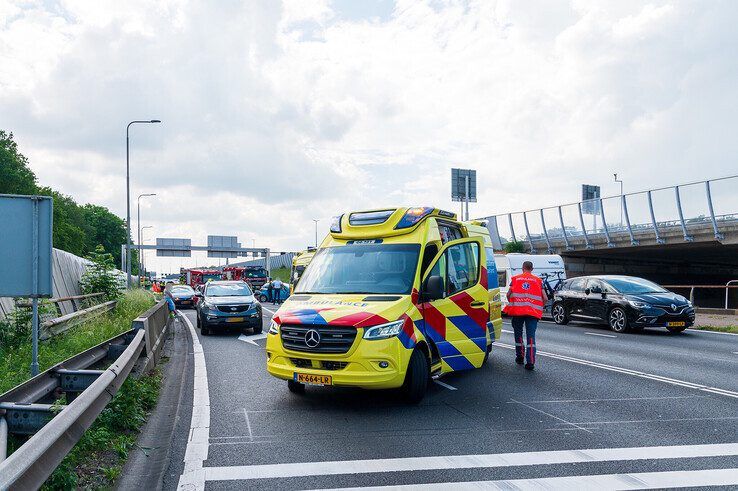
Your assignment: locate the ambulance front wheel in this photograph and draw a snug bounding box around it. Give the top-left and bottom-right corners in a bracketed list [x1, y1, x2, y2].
[402, 349, 429, 404]
[288, 380, 305, 394]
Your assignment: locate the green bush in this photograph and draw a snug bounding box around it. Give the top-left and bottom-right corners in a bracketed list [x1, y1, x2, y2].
[504, 241, 526, 253]
[80, 245, 124, 301]
[0, 300, 55, 351]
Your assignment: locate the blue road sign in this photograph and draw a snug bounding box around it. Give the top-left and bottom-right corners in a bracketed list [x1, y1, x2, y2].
[0, 194, 53, 297]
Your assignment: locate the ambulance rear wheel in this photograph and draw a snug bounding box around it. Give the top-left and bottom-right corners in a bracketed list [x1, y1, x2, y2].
[288, 380, 305, 394]
[402, 349, 429, 404]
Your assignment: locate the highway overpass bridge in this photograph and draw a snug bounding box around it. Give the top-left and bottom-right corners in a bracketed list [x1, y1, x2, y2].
[484, 175, 738, 306]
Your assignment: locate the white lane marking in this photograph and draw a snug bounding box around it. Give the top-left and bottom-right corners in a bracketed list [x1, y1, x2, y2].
[584, 332, 617, 338]
[262, 306, 277, 315]
[238, 332, 267, 345]
[433, 380, 457, 391]
[325, 468, 738, 491]
[509, 395, 704, 404]
[177, 313, 210, 490]
[501, 329, 513, 333]
[509, 398, 592, 434]
[686, 328, 738, 336]
[496, 343, 738, 399]
[201, 443, 738, 482]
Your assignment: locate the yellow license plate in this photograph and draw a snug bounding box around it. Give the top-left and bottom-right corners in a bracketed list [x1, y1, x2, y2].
[295, 373, 332, 386]
[226, 317, 244, 323]
[667, 321, 685, 327]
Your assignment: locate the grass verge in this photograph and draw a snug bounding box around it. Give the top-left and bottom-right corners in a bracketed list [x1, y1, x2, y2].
[42, 369, 162, 489]
[0, 289, 155, 394]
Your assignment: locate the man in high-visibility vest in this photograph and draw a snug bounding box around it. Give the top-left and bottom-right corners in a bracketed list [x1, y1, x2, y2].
[503, 261, 548, 370]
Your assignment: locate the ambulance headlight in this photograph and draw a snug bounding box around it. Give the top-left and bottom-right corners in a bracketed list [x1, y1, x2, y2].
[395, 207, 434, 229]
[363, 320, 404, 340]
[330, 214, 343, 233]
[268, 320, 279, 335]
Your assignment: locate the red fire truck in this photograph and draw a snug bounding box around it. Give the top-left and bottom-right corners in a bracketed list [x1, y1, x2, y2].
[185, 269, 223, 289]
[222, 266, 269, 289]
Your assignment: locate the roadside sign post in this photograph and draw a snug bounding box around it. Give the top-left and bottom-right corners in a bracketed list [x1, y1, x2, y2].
[0, 194, 53, 376]
[452, 168, 477, 221]
[581, 184, 601, 231]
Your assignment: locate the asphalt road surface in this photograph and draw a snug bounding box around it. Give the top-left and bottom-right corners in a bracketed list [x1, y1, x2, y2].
[165, 307, 738, 490]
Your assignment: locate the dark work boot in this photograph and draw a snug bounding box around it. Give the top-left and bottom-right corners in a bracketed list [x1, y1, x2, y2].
[524, 363, 535, 371]
[515, 356, 524, 365]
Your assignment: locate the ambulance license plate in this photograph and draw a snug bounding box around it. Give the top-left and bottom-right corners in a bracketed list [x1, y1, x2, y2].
[294, 373, 332, 386]
[226, 317, 244, 323]
[667, 321, 685, 327]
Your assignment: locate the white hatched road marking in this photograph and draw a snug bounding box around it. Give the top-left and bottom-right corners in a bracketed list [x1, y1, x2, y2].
[585, 332, 617, 338]
[496, 343, 738, 399]
[238, 332, 267, 345]
[433, 380, 457, 391]
[177, 313, 209, 491]
[201, 443, 738, 482]
[324, 468, 738, 490]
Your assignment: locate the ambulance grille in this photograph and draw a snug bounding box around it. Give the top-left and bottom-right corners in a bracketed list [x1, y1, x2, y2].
[280, 325, 357, 354]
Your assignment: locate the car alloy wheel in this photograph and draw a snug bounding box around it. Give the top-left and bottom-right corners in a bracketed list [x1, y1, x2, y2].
[609, 308, 628, 333]
[552, 304, 567, 324]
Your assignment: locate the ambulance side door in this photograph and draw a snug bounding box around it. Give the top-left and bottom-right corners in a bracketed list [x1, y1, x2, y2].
[419, 237, 489, 371]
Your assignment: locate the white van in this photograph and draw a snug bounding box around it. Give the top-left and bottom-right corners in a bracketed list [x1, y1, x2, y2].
[495, 253, 566, 315]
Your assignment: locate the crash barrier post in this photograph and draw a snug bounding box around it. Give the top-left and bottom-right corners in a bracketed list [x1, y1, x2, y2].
[0, 300, 168, 489]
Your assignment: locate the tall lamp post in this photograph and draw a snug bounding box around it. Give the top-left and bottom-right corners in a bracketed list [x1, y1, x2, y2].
[141, 225, 154, 280]
[137, 193, 157, 281]
[126, 119, 161, 287]
[313, 219, 320, 248]
[614, 173, 624, 228]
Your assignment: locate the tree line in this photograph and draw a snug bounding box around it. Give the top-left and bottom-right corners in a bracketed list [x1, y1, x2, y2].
[0, 130, 139, 272]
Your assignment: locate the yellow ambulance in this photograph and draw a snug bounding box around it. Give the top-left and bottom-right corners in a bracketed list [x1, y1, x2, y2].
[289, 248, 315, 294]
[266, 207, 502, 402]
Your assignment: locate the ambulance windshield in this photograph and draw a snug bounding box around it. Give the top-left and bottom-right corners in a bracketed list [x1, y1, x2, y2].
[295, 244, 420, 295]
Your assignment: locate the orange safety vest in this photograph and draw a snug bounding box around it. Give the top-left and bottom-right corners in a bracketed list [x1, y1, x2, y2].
[504, 272, 544, 319]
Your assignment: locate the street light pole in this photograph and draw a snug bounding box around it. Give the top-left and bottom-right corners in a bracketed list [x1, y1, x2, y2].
[137, 193, 157, 283]
[126, 119, 161, 288]
[614, 173, 624, 228]
[141, 225, 154, 279]
[313, 219, 319, 248]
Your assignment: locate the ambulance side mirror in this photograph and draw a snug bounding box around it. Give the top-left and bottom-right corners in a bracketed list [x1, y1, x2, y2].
[423, 275, 445, 302]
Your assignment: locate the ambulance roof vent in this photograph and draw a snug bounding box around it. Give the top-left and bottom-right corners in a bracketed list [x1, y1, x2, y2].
[348, 209, 395, 226]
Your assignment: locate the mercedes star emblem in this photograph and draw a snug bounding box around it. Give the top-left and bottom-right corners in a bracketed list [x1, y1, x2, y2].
[305, 329, 321, 348]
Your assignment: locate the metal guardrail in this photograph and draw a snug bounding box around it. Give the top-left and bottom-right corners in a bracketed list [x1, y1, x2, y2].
[0, 299, 170, 490]
[484, 175, 738, 252]
[663, 283, 738, 309]
[40, 300, 117, 340]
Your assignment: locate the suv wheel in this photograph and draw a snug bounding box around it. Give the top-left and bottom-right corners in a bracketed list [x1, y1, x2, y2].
[608, 307, 629, 333]
[253, 317, 263, 334]
[401, 349, 429, 403]
[552, 303, 569, 325]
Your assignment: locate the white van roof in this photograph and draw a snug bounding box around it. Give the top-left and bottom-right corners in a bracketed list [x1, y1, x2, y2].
[500, 253, 565, 271]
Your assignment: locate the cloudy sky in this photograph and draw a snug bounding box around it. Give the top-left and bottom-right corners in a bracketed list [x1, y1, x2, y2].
[2, 0, 737, 273]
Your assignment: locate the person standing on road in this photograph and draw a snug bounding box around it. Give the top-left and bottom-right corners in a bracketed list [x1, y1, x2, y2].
[266, 277, 274, 303]
[503, 261, 547, 370]
[164, 282, 176, 319]
[272, 278, 283, 304]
